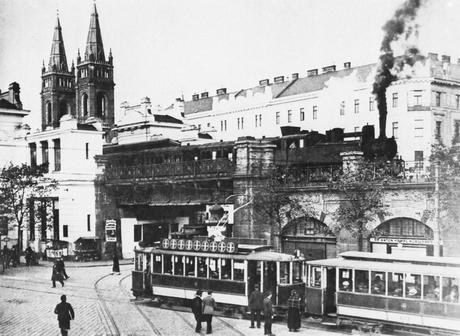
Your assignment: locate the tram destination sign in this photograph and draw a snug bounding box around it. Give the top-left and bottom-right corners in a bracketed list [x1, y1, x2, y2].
[370, 237, 435, 245]
[161, 238, 237, 254]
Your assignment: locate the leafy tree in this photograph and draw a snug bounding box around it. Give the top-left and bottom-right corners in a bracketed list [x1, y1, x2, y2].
[0, 163, 57, 251]
[252, 173, 317, 251]
[331, 161, 390, 252]
[429, 143, 460, 233]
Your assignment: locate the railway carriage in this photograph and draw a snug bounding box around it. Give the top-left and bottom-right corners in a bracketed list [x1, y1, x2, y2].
[306, 252, 460, 333]
[132, 238, 305, 315]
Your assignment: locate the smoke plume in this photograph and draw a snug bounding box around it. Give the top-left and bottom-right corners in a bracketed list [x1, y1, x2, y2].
[373, 0, 425, 139]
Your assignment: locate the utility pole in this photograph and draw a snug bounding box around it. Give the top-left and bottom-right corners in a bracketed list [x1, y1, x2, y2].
[433, 161, 441, 257]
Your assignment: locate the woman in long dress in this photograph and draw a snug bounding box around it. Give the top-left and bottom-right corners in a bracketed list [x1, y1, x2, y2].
[287, 290, 301, 332]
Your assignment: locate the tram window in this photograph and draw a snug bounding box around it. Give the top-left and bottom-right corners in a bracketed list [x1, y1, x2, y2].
[442, 277, 459, 303]
[209, 258, 219, 279]
[371, 271, 386, 295]
[293, 262, 302, 283]
[280, 262, 290, 284]
[355, 270, 369, 293]
[163, 255, 172, 274]
[185, 256, 195, 277]
[388, 272, 403, 297]
[405, 273, 421, 299]
[153, 255, 162, 273]
[197, 257, 207, 278]
[310, 267, 321, 288]
[221, 259, 231, 280]
[233, 260, 244, 281]
[339, 268, 352, 291]
[423, 275, 440, 301]
[174, 256, 184, 276]
[135, 253, 143, 271]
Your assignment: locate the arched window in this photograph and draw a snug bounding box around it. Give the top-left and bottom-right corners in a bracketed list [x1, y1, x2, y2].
[373, 217, 433, 238]
[59, 101, 67, 118]
[46, 102, 52, 123]
[97, 93, 106, 118]
[82, 93, 88, 116]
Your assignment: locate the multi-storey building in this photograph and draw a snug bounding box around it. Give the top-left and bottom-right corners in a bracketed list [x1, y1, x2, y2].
[183, 54, 460, 165]
[25, 4, 113, 256]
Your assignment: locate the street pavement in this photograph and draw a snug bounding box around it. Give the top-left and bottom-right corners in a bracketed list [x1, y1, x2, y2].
[0, 261, 352, 336]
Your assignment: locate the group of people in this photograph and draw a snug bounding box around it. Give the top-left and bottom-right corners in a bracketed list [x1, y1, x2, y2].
[2, 244, 20, 268]
[191, 289, 217, 334]
[51, 258, 70, 288]
[249, 285, 302, 334]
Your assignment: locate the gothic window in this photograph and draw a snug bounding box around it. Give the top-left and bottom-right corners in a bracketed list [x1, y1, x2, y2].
[97, 93, 106, 118]
[82, 93, 89, 116]
[46, 102, 52, 123]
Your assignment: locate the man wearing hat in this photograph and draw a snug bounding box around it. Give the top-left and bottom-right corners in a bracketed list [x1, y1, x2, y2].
[248, 283, 263, 328]
[191, 289, 203, 333]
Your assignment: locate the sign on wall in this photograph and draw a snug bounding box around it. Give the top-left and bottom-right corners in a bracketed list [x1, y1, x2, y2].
[105, 219, 117, 242]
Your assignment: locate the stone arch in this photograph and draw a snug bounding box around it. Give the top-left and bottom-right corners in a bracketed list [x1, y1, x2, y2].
[281, 216, 336, 260]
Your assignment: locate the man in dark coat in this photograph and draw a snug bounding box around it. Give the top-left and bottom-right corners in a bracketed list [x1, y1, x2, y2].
[112, 252, 120, 274]
[249, 283, 263, 328]
[287, 290, 301, 332]
[263, 291, 274, 336]
[56, 258, 69, 279]
[202, 290, 216, 334]
[54, 295, 75, 336]
[191, 289, 203, 333]
[52, 262, 64, 288]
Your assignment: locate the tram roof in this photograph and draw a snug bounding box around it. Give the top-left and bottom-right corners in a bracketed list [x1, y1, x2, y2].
[340, 251, 460, 267]
[136, 247, 302, 262]
[307, 257, 460, 278]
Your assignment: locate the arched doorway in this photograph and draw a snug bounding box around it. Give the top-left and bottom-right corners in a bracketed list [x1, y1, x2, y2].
[369, 217, 437, 256]
[281, 217, 336, 260]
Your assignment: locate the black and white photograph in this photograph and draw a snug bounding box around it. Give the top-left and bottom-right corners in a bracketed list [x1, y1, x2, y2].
[0, 0, 459, 335]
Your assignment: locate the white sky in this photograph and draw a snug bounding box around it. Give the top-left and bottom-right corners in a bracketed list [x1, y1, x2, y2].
[0, 0, 459, 128]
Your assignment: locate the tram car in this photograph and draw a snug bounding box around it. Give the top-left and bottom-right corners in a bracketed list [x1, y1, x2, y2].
[132, 238, 305, 315]
[306, 252, 460, 334]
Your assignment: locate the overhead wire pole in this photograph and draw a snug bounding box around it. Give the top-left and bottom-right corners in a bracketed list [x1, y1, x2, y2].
[433, 161, 441, 257]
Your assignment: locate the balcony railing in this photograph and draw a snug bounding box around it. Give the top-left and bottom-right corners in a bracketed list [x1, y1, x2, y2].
[105, 158, 234, 181]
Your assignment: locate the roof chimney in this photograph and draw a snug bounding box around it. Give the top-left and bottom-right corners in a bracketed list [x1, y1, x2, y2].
[291, 73, 299, 80]
[216, 88, 227, 95]
[442, 55, 451, 63]
[274, 76, 284, 83]
[259, 79, 270, 86]
[344, 62, 351, 69]
[192, 94, 199, 101]
[428, 52, 438, 61]
[201, 92, 209, 99]
[322, 65, 336, 73]
[307, 69, 318, 77]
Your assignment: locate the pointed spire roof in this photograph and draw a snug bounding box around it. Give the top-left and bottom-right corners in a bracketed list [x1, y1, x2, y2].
[85, 3, 105, 62]
[48, 16, 69, 72]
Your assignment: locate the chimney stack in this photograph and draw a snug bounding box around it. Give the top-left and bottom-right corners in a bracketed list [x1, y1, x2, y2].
[442, 55, 451, 63]
[192, 94, 199, 101]
[428, 52, 438, 61]
[322, 65, 336, 73]
[344, 62, 351, 69]
[274, 76, 285, 83]
[307, 69, 318, 77]
[216, 88, 227, 95]
[201, 92, 209, 99]
[291, 73, 299, 80]
[259, 79, 270, 86]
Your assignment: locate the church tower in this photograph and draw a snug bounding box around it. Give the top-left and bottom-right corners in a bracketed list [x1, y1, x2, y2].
[76, 4, 115, 128]
[41, 16, 76, 130]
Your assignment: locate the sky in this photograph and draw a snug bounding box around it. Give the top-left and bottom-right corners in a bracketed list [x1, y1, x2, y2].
[0, 0, 459, 129]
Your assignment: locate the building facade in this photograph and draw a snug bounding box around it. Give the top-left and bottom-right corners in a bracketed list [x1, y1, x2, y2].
[25, 4, 113, 257]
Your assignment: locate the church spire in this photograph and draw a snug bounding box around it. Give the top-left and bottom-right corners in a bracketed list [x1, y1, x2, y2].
[48, 16, 68, 72]
[84, 3, 105, 62]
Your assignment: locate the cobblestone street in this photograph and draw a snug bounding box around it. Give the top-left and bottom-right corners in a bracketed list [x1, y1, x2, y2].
[0, 261, 351, 336]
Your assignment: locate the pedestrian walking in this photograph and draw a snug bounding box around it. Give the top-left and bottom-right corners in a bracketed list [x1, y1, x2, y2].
[287, 290, 301, 332]
[144, 261, 152, 295]
[2, 246, 10, 269]
[112, 252, 120, 274]
[249, 283, 263, 328]
[25, 246, 33, 266]
[202, 290, 216, 334]
[191, 289, 203, 333]
[52, 262, 65, 287]
[56, 258, 69, 279]
[54, 294, 75, 336]
[263, 291, 274, 336]
[11, 245, 18, 267]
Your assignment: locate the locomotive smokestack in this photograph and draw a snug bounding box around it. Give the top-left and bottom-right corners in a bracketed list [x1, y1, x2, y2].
[373, 0, 425, 139]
